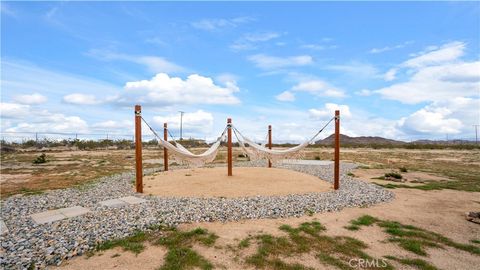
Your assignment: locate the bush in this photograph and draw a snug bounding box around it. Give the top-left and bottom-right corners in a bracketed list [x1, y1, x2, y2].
[385, 172, 402, 179]
[399, 167, 408, 172]
[33, 153, 47, 164]
[314, 156, 321, 160]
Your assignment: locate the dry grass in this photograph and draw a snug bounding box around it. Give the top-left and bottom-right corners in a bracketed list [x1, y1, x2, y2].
[1, 146, 478, 197]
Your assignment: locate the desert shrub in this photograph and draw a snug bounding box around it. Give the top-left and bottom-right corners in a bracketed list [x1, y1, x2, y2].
[33, 153, 47, 164]
[315, 156, 321, 160]
[399, 167, 408, 172]
[385, 172, 402, 179]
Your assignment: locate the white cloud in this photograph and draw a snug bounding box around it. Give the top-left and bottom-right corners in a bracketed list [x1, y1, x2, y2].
[191, 16, 254, 31]
[115, 73, 240, 106]
[243, 32, 280, 42]
[87, 49, 184, 73]
[375, 41, 479, 104]
[92, 120, 133, 130]
[275, 91, 295, 102]
[12, 93, 47, 105]
[230, 32, 281, 51]
[397, 97, 479, 135]
[63, 93, 100, 105]
[0, 102, 30, 118]
[382, 42, 467, 83]
[403, 41, 465, 68]
[300, 44, 337, 50]
[326, 62, 380, 78]
[369, 41, 414, 54]
[291, 79, 346, 98]
[354, 89, 374, 96]
[2, 103, 89, 133]
[376, 61, 480, 104]
[384, 68, 397, 81]
[309, 103, 352, 120]
[398, 108, 463, 135]
[248, 54, 313, 70]
[152, 110, 214, 136]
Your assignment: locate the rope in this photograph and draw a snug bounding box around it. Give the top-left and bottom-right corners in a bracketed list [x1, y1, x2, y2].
[232, 116, 335, 147]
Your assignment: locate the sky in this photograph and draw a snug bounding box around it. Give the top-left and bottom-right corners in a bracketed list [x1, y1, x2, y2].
[1, 1, 479, 143]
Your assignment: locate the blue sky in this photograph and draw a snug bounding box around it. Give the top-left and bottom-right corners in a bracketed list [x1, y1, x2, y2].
[1, 1, 479, 142]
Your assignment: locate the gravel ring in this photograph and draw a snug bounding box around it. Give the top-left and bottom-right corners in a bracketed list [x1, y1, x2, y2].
[0, 161, 394, 269]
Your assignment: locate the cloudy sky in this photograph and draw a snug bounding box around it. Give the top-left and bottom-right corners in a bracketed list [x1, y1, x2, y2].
[1, 1, 479, 142]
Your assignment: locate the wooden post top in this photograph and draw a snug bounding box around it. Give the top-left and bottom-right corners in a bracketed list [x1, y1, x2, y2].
[164, 122, 167, 128]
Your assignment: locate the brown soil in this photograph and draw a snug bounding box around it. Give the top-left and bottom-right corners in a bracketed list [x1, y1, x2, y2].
[352, 168, 451, 186]
[57, 186, 480, 270]
[143, 167, 332, 198]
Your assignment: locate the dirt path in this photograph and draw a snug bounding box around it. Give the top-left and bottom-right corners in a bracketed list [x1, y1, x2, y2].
[58, 186, 480, 269]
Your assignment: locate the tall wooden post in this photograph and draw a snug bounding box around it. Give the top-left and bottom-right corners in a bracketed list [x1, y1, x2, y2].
[334, 110, 340, 190]
[227, 118, 233, 176]
[135, 105, 143, 193]
[268, 125, 272, 168]
[163, 123, 168, 171]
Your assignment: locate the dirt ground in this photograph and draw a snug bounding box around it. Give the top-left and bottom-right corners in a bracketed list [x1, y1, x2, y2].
[143, 167, 332, 198]
[351, 168, 451, 187]
[58, 183, 480, 270]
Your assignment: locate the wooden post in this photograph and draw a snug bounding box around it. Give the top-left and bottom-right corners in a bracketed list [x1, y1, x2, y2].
[268, 125, 272, 168]
[227, 118, 233, 176]
[334, 110, 340, 190]
[135, 105, 143, 193]
[163, 123, 168, 171]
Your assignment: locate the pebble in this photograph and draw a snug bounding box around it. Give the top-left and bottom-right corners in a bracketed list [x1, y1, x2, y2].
[0, 161, 393, 269]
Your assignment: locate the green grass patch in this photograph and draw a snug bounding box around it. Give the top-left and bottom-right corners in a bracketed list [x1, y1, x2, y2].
[159, 247, 213, 270]
[345, 216, 480, 257]
[471, 239, 480, 244]
[384, 255, 438, 270]
[350, 215, 378, 227]
[245, 221, 392, 270]
[154, 227, 218, 270]
[238, 238, 251, 249]
[96, 230, 147, 254]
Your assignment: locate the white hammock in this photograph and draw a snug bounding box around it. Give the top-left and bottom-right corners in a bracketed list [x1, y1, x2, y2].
[232, 117, 334, 163]
[158, 134, 225, 166]
[142, 117, 226, 166]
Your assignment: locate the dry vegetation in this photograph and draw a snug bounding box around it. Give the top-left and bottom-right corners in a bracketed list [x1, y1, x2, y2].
[1, 146, 479, 197]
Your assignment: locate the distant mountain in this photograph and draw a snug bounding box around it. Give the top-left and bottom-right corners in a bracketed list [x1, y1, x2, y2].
[315, 134, 405, 145]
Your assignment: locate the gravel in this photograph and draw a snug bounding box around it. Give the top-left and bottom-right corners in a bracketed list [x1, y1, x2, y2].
[0, 161, 394, 269]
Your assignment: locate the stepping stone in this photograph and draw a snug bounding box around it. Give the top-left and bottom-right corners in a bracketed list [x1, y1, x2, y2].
[0, 220, 8, 235]
[99, 198, 128, 208]
[119, 196, 147, 205]
[59, 206, 90, 218]
[30, 206, 91, 224]
[31, 210, 66, 224]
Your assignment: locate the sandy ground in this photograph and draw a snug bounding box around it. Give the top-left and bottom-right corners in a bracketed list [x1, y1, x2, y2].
[143, 167, 332, 198]
[58, 184, 480, 270]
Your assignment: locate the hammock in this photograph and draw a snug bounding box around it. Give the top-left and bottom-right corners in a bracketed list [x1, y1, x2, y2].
[142, 117, 226, 166]
[232, 116, 335, 163]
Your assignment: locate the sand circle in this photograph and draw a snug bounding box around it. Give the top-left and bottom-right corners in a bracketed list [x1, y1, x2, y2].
[143, 167, 332, 198]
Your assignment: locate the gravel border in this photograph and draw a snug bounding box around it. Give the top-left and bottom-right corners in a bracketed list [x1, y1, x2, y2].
[0, 161, 394, 269]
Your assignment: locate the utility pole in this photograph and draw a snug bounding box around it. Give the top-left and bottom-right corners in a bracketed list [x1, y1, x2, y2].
[474, 125, 479, 144]
[179, 111, 185, 140]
